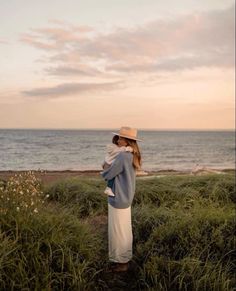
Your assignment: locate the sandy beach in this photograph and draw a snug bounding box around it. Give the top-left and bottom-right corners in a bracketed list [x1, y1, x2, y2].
[0, 170, 101, 184]
[0, 169, 179, 185]
[0, 168, 234, 184]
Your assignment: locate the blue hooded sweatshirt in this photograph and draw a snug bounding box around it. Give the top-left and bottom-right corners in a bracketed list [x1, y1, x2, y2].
[102, 152, 135, 209]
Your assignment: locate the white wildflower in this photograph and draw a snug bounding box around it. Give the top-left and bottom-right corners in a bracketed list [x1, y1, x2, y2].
[33, 208, 38, 213]
[16, 207, 20, 212]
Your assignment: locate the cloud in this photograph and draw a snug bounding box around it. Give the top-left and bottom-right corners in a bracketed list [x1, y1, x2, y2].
[20, 33, 59, 50]
[45, 65, 101, 76]
[22, 81, 123, 98]
[20, 23, 94, 51]
[0, 38, 10, 45]
[21, 5, 235, 77]
[107, 51, 234, 73]
[97, 5, 235, 72]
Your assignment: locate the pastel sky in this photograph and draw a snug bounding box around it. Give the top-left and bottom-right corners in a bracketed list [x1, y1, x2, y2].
[0, 0, 235, 129]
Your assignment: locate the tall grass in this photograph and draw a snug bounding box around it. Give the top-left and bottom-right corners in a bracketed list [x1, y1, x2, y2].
[44, 177, 107, 218]
[131, 174, 236, 290]
[0, 172, 235, 290]
[0, 173, 105, 290]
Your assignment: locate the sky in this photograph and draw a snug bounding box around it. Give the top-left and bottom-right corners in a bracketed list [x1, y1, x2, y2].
[0, 0, 235, 130]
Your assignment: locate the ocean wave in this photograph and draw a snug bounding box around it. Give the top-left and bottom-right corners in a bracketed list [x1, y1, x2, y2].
[0, 130, 235, 171]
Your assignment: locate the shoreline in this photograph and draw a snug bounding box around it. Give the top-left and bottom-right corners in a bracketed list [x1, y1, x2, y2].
[0, 168, 234, 184]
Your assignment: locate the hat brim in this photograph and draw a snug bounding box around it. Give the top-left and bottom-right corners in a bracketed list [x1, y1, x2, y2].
[112, 132, 142, 142]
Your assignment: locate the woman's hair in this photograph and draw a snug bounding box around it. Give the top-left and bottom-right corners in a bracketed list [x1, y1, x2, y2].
[112, 135, 119, 145]
[124, 138, 142, 170]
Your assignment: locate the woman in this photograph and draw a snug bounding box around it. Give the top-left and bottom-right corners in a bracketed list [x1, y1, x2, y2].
[102, 126, 142, 272]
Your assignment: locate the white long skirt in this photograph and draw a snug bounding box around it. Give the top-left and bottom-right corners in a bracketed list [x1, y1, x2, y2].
[108, 203, 133, 263]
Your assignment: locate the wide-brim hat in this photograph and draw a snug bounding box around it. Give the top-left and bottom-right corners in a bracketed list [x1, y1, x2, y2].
[112, 126, 142, 141]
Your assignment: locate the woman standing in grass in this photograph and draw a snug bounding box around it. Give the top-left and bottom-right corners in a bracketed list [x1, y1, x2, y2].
[102, 126, 142, 272]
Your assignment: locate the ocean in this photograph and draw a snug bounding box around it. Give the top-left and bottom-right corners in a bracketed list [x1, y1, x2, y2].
[0, 129, 235, 172]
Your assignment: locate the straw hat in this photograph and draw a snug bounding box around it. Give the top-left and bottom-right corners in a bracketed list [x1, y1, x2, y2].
[112, 126, 142, 141]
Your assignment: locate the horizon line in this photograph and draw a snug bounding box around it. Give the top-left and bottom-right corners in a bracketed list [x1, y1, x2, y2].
[0, 127, 235, 131]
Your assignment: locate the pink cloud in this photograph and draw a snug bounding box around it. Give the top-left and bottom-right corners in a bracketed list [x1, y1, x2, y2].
[0, 38, 10, 45]
[22, 81, 124, 98]
[45, 65, 102, 76]
[20, 33, 59, 50]
[21, 5, 234, 77]
[20, 23, 93, 51]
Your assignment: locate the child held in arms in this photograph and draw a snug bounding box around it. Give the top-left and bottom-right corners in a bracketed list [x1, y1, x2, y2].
[102, 135, 133, 196]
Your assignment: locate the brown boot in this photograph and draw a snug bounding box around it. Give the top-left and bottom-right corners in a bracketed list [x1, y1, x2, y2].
[112, 262, 129, 272]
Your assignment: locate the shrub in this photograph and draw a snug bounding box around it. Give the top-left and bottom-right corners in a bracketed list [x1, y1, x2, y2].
[0, 172, 49, 220]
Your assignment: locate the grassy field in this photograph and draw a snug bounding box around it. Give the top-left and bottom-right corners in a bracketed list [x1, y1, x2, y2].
[0, 171, 235, 290]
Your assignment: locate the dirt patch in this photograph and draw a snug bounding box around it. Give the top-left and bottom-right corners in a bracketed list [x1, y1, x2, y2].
[0, 170, 100, 184]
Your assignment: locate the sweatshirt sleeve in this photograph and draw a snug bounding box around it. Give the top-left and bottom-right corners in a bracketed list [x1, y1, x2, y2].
[102, 153, 124, 181]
